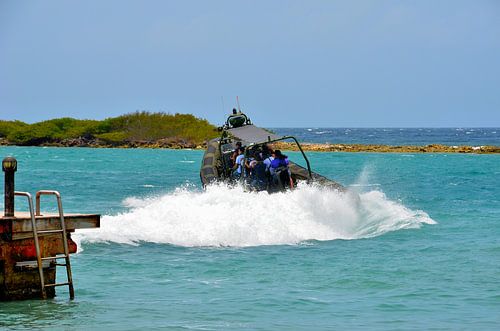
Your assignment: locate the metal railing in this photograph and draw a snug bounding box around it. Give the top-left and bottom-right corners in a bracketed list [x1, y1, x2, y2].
[13, 190, 75, 300]
[35, 190, 74, 299]
[14, 191, 46, 299]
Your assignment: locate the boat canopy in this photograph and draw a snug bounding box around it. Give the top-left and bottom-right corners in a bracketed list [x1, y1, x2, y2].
[227, 124, 281, 145]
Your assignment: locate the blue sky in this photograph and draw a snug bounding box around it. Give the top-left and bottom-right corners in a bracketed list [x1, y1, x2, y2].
[1, 0, 499, 127]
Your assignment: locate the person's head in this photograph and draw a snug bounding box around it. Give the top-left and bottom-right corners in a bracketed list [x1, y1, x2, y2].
[255, 154, 262, 162]
[238, 147, 245, 154]
[236, 141, 242, 148]
[232, 108, 237, 115]
[274, 150, 286, 160]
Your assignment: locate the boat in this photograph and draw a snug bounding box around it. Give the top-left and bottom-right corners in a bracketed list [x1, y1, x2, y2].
[200, 109, 345, 192]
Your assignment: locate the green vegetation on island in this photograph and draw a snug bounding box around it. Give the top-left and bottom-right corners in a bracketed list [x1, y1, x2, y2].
[0, 112, 498, 153]
[0, 112, 218, 148]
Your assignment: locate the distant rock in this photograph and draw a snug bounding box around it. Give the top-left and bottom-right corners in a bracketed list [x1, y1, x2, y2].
[1, 136, 498, 153]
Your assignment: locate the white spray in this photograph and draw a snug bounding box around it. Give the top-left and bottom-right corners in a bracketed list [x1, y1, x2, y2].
[73, 182, 435, 249]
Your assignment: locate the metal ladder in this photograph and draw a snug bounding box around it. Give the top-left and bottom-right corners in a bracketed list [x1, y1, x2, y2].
[14, 190, 74, 299]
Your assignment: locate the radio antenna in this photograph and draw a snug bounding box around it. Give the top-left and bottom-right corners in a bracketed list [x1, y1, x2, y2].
[236, 96, 241, 113]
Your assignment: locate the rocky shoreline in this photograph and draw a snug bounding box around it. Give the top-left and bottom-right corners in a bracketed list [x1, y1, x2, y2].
[0, 137, 498, 153]
[0, 137, 203, 149]
[274, 142, 500, 154]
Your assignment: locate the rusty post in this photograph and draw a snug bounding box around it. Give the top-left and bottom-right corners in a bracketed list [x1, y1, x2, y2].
[2, 157, 17, 217]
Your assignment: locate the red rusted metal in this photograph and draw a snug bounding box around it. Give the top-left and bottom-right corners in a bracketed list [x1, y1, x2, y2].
[0, 218, 12, 236]
[0, 213, 99, 300]
[68, 237, 77, 254]
[1, 158, 100, 300]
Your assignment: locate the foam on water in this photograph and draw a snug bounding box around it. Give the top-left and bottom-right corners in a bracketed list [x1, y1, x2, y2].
[74, 183, 435, 248]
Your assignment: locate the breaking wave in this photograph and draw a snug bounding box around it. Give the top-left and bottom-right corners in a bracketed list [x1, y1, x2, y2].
[73, 183, 435, 248]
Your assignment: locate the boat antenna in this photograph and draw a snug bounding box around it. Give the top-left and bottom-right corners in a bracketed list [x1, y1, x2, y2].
[236, 96, 241, 113]
[221, 96, 225, 115]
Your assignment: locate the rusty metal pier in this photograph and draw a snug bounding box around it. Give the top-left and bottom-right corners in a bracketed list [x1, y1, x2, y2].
[0, 157, 100, 300]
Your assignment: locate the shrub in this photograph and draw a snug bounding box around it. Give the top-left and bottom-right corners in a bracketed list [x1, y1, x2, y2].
[1, 112, 217, 146]
[0, 120, 28, 138]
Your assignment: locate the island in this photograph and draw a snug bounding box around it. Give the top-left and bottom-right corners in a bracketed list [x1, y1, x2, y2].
[1, 112, 498, 153]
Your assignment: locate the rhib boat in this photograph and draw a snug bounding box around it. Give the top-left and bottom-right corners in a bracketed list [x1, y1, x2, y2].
[200, 110, 345, 193]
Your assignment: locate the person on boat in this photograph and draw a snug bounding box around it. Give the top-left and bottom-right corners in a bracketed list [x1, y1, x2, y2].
[263, 144, 275, 174]
[243, 153, 255, 183]
[230, 141, 242, 167]
[249, 154, 268, 191]
[270, 150, 294, 189]
[246, 154, 258, 170]
[232, 147, 245, 179]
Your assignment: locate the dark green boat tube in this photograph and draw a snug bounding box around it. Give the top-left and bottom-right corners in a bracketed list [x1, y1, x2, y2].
[200, 138, 220, 187]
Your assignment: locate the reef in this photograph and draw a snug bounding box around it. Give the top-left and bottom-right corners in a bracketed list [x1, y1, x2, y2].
[1, 137, 498, 153]
[274, 142, 500, 154]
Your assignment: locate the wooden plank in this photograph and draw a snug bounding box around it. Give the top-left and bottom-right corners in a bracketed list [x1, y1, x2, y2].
[0, 212, 100, 240]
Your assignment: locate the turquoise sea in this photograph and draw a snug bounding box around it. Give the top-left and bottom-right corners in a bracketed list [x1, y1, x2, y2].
[0, 146, 499, 330]
[272, 127, 500, 146]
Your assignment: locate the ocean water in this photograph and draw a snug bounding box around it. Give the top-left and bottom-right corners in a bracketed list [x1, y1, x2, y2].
[0, 146, 499, 330]
[270, 128, 500, 146]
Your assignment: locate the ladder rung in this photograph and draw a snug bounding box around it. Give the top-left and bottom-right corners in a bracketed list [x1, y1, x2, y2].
[55, 263, 68, 266]
[41, 255, 67, 261]
[44, 282, 71, 288]
[15, 260, 53, 269]
[37, 229, 64, 234]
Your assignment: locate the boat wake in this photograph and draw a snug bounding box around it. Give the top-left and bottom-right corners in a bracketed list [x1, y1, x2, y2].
[74, 183, 435, 248]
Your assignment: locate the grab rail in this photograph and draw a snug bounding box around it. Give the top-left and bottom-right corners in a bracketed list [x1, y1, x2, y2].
[14, 191, 46, 298]
[35, 190, 63, 217]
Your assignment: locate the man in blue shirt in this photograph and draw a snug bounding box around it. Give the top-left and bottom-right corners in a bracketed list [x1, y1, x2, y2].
[232, 147, 245, 178]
